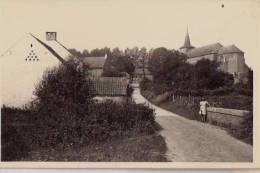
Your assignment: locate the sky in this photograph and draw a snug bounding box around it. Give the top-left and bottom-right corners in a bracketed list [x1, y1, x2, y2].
[0, 0, 259, 68]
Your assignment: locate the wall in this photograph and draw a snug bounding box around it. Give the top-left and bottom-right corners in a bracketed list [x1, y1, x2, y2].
[207, 107, 249, 127]
[94, 96, 127, 103]
[0, 35, 63, 107]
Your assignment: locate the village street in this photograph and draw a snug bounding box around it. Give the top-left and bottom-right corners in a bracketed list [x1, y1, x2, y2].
[132, 88, 253, 162]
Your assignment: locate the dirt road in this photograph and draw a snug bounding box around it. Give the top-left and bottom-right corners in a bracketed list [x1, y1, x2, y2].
[132, 88, 253, 162]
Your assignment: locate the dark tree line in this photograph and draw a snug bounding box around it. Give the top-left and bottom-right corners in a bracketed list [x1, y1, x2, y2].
[148, 47, 234, 93]
[68, 47, 153, 77]
[69, 46, 252, 94]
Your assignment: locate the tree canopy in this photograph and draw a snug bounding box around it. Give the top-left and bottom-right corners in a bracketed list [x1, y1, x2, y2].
[102, 56, 135, 77]
[148, 47, 187, 87]
[148, 47, 234, 93]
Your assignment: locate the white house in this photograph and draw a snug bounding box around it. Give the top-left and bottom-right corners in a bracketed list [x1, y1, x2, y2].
[0, 32, 71, 107]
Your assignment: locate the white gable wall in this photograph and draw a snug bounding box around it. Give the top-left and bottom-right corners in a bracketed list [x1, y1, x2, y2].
[0, 34, 63, 107]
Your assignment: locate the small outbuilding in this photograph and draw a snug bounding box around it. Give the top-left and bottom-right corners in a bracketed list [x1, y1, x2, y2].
[89, 77, 130, 103]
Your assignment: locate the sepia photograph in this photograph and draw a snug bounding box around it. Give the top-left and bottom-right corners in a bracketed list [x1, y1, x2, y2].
[0, 0, 258, 168]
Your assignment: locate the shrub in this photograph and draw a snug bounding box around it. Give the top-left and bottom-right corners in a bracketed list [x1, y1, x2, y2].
[31, 58, 94, 148]
[1, 106, 33, 161]
[228, 111, 253, 145]
[140, 78, 152, 91]
[86, 100, 158, 142]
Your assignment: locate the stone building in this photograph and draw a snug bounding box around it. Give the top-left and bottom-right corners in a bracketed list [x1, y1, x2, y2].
[179, 30, 249, 83]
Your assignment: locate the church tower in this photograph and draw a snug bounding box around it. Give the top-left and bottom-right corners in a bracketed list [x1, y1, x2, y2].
[179, 29, 194, 54]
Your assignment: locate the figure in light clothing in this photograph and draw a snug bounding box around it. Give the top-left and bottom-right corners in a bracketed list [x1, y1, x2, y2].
[199, 100, 209, 122]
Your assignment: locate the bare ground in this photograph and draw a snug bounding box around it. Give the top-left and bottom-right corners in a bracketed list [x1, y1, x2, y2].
[133, 88, 253, 162]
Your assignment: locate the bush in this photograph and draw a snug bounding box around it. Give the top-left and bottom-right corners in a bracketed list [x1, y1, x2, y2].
[31, 58, 94, 148]
[140, 78, 152, 91]
[228, 111, 253, 145]
[87, 100, 158, 142]
[1, 106, 33, 161]
[11, 57, 156, 149]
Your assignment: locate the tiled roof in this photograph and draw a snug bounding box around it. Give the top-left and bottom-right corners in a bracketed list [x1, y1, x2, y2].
[187, 43, 223, 58]
[89, 77, 128, 96]
[218, 45, 244, 54]
[83, 56, 107, 69]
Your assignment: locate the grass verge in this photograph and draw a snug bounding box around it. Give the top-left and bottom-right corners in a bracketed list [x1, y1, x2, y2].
[141, 89, 253, 145]
[21, 132, 168, 162]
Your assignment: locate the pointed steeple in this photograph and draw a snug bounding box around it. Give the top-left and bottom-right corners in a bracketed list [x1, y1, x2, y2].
[184, 28, 191, 48]
[180, 27, 194, 54]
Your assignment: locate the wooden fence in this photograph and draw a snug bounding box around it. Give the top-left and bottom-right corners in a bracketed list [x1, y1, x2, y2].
[172, 94, 232, 108]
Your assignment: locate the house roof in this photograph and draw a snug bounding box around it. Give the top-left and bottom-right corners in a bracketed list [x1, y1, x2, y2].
[1, 33, 71, 64]
[187, 43, 223, 58]
[30, 34, 67, 63]
[83, 56, 107, 69]
[45, 39, 72, 60]
[218, 45, 244, 54]
[89, 77, 128, 96]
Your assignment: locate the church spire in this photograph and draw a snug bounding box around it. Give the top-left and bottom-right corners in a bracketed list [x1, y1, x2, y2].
[179, 27, 194, 54]
[183, 28, 191, 48]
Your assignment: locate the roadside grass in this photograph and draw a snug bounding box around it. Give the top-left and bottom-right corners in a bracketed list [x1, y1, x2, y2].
[142, 90, 200, 121]
[21, 132, 168, 162]
[1, 104, 168, 161]
[141, 89, 253, 145]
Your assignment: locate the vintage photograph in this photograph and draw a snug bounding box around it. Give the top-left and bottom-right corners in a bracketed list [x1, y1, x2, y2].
[0, 0, 256, 165]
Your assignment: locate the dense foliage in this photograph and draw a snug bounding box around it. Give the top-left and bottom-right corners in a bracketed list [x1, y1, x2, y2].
[147, 47, 234, 93]
[148, 47, 187, 88]
[1, 107, 32, 161]
[1, 57, 157, 160]
[192, 59, 234, 89]
[30, 58, 93, 147]
[102, 56, 135, 77]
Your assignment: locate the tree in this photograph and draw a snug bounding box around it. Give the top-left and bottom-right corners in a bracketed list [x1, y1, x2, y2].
[33, 58, 93, 147]
[148, 47, 187, 87]
[103, 56, 135, 77]
[193, 59, 234, 89]
[247, 68, 253, 90]
[68, 48, 82, 57]
[82, 49, 90, 57]
[112, 47, 123, 57]
[138, 47, 148, 77]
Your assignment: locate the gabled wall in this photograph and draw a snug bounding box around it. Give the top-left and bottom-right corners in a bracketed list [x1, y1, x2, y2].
[0, 35, 63, 107]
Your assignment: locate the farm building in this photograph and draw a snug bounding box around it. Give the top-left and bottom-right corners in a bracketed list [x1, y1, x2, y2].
[0, 32, 71, 107]
[89, 77, 130, 103]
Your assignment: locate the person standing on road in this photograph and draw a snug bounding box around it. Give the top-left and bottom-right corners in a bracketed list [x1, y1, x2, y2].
[199, 100, 210, 122]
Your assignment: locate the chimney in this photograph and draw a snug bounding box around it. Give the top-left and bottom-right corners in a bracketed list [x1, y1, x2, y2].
[46, 32, 57, 41]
